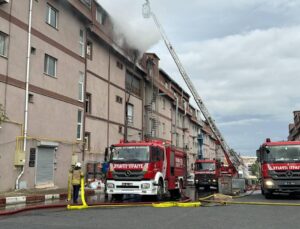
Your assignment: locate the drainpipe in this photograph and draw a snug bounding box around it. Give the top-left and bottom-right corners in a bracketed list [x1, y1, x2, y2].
[16, 0, 33, 190]
[173, 94, 178, 147]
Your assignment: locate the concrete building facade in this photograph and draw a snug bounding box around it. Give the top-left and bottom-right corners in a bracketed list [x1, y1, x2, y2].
[0, 0, 219, 191]
[288, 111, 300, 141]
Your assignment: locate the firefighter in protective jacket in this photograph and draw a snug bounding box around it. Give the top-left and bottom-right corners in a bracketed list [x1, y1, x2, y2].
[70, 162, 83, 204]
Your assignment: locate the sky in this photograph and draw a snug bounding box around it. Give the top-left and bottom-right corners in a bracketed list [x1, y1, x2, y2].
[99, 0, 300, 156]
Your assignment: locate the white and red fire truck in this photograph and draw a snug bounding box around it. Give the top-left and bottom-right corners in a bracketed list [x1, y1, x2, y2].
[106, 140, 187, 200]
[257, 139, 300, 198]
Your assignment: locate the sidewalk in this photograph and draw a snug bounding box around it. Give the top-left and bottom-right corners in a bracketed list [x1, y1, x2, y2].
[0, 187, 104, 209]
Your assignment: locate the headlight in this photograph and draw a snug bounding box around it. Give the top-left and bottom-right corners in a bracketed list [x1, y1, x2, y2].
[107, 183, 114, 188]
[212, 179, 216, 183]
[141, 183, 150, 189]
[265, 180, 274, 187]
[195, 180, 199, 183]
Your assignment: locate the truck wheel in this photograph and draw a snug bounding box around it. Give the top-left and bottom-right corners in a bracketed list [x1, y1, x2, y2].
[156, 180, 164, 201]
[264, 192, 273, 199]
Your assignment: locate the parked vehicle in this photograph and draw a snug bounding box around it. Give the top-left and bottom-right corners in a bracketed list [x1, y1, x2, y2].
[106, 140, 187, 200]
[194, 159, 234, 190]
[257, 138, 300, 198]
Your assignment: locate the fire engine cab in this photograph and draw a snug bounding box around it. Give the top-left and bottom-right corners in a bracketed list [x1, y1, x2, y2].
[106, 140, 187, 200]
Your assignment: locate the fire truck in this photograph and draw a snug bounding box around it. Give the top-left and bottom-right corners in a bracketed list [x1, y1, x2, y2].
[106, 140, 187, 200]
[257, 139, 300, 198]
[194, 159, 236, 190]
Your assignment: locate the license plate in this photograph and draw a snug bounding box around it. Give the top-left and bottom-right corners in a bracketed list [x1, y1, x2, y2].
[284, 181, 295, 185]
[122, 183, 133, 186]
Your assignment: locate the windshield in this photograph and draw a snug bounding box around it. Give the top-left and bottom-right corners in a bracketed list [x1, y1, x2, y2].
[195, 162, 215, 171]
[264, 145, 300, 163]
[111, 146, 150, 162]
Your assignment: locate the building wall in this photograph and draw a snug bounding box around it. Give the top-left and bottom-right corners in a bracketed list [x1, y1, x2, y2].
[288, 111, 300, 141]
[0, 1, 215, 191]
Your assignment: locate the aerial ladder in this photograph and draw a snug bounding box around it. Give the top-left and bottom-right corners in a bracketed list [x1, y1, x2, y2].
[142, 0, 248, 177]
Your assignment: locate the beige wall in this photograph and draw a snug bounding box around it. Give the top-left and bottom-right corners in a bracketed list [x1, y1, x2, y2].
[86, 72, 109, 119]
[87, 40, 109, 80]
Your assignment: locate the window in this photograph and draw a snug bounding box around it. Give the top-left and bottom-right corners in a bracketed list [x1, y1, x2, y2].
[151, 147, 164, 162]
[28, 93, 34, 103]
[116, 61, 123, 70]
[85, 93, 91, 114]
[84, 132, 91, 151]
[86, 41, 92, 60]
[118, 126, 123, 134]
[127, 103, 134, 125]
[79, 29, 85, 57]
[77, 110, 83, 140]
[78, 72, 84, 101]
[31, 47, 36, 55]
[0, 32, 8, 57]
[44, 54, 57, 77]
[125, 72, 141, 96]
[162, 123, 166, 135]
[46, 4, 58, 28]
[116, 95, 123, 104]
[162, 98, 166, 110]
[96, 5, 106, 25]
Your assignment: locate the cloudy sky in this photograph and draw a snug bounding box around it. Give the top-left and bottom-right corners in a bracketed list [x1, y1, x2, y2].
[99, 0, 300, 156]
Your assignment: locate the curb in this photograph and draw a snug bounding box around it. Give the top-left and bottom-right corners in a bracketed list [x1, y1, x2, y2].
[0, 189, 103, 208]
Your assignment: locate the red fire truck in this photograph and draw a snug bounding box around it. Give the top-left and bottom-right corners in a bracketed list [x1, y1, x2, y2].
[106, 140, 187, 200]
[194, 159, 235, 190]
[257, 139, 300, 198]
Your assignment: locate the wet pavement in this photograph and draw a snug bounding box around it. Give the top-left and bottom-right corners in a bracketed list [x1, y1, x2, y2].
[0, 186, 226, 214]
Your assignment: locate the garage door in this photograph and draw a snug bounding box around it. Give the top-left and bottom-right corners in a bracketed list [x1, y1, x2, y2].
[36, 147, 54, 186]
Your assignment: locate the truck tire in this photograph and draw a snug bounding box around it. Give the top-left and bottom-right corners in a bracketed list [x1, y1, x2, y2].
[156, 180, 164, 201]
[264, 191, 273, 199]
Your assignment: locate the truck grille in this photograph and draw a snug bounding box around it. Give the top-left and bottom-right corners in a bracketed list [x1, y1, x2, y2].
[116, 185, 139, 189]
[271, 170, 300, 179]
[113, 170, 145, 181]
[197, 174, 215, 182]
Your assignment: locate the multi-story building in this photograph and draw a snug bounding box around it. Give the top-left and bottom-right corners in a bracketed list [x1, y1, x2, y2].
[288, 111, 300, 141]
[0, 0, 216, 191]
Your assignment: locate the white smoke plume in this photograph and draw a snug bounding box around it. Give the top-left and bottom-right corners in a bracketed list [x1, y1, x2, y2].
[97, 0, 160, 55]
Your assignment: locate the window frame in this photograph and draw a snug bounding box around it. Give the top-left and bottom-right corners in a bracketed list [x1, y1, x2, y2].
[0, 32, 8, 57]
[46, 4, 58, 29]
[44, 54, 57, 77]
[79, 29, 85, 57]
[85, 93, 91, 114]
[86, 40, 93, 60]
[84, 132, 91, 151]
[96, 5, 105, 25]
[78, 71, 84, 101]
[127, 103, 134, 125]
[77, 110, 83, 140]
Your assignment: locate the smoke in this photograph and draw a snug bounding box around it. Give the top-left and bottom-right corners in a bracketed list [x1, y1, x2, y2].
[97, 0, 160, 55]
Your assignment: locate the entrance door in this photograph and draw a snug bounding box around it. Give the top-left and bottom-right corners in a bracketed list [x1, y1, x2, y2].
[36, 147, 54, 187]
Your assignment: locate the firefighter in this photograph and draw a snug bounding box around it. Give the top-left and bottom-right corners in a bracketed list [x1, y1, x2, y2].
[70, 162, 83, 204]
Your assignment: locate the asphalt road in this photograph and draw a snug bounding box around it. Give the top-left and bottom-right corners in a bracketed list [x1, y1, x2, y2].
[1, 188, 300, 229]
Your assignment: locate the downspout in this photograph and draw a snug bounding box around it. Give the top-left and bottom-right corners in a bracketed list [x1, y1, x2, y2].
[173, 94, 178, 147]
[17, 0, 33, 190]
